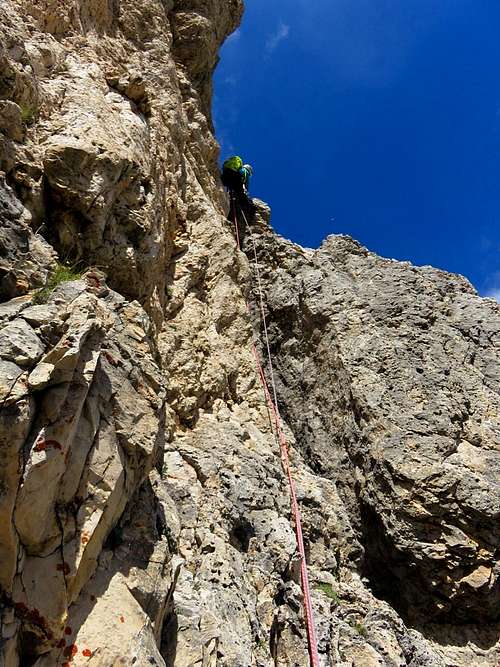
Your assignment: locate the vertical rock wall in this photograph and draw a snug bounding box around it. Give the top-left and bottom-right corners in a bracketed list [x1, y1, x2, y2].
[0, 1, 498, 666]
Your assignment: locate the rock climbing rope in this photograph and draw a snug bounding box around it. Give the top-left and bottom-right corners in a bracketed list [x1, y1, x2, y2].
[230, 195, 321, 667]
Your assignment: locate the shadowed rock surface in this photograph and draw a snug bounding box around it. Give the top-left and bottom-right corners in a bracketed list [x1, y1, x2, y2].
[242, 208, 500, 663]
[0, 1, 498, 665]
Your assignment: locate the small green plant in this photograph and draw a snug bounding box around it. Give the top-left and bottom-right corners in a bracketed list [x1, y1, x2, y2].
[352, 621, 368, 638]
[20, 104, 37, 126]
[32, 263, 82, 304]
[256, 638, 267, 650]
[315, 582, 340, 603]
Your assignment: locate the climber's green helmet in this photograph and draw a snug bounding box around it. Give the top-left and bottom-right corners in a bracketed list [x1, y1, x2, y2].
[223, 156, 243, 171]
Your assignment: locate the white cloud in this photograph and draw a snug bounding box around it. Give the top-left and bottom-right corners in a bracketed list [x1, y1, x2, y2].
[223, 75, 238, 86]
[483, 272, 500, 301]
[485, 288, 500, 302]
[226, 29, 241, 44]
[266, 23, 290, 54]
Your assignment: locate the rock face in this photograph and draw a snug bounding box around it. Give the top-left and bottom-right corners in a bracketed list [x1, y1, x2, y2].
[242, 210, 500, 664]
[0, 1, 498, 666]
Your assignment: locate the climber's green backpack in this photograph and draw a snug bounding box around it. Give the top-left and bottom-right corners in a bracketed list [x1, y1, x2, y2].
[223, 156, 243, 172]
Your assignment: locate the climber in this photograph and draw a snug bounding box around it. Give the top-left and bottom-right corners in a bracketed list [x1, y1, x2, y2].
[240, 163, 253, 190]
[221, 156, 255, 212]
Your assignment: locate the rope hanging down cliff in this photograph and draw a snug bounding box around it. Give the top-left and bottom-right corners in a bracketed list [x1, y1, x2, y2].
[230, 196, 321, 667]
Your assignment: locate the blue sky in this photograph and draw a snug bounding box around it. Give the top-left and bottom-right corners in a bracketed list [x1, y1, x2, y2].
[213, 0, 500, 299]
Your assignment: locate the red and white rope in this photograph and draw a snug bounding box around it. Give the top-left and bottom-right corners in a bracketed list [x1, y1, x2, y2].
[231, 198, 320, 667]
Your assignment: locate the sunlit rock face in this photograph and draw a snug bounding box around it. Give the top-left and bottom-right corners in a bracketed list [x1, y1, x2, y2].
[0, 1, 498, 666]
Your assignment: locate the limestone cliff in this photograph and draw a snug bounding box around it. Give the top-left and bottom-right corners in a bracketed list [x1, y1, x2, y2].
[0, 1, 498, 666]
